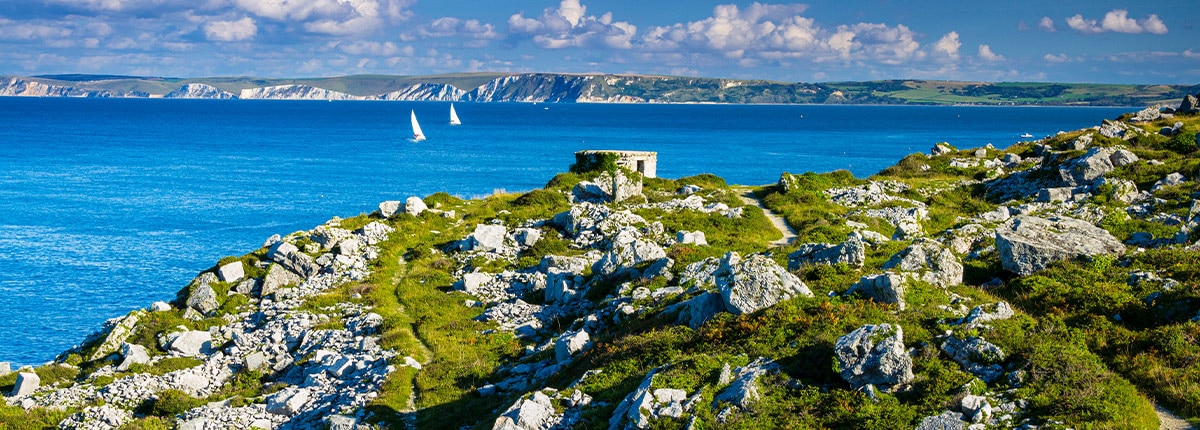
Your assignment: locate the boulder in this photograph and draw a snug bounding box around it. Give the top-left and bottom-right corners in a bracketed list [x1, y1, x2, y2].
[845, 273, 907, 310]
[267, 241, 318, 278]
[787, 234, 866, 270]
[405, 196, 428, 216]
[261, 263, 303, 298]
[679, 257, 720, 288]
[378, 200, 402, 218]
[676, 230, 708, 246]
[554, 330, 591, 363]
[216, 261, 245, 283]
[931, 143, 954, 156]
[881, 241, 962, 287]
[960, 395, 993, 423]
[1060, 147, 1115, 185]
[609, 370, 658, 429]
[995, 216, 1124, 276]
[1130, 106, 1166, 122]
[1179, 94, 1199, 114]
[167, 330, 212, 357]
[1153, 172, 1187, 191]
[150, 301, 172, 312]
[494, 391, 558, 430]
[232, 278, 259, 295]
[1109, 149, 1139, 167]
[678, 184, 702, 195]
[311, 225, 353, 250]
[915, 411, 966, 430]
[336, 238, 360, 256]
[244, 351, 266, 372]
[185, 283, 219, 316]
[266, 386, 311, 416]
[676, 292, 724, 329]
[116, 342, 150, 371]
[9, 372, 39, 397]
[357, 221, 395, 245]
[591, 239, 667, 279]
[961, 302, 1014, 328]
[87, 311, 143, 361]
[0, 362, 8, 377]
[466, 224, 507, 253]
[538, 255, 590, 275]
[716, 252, 812, 315]
[834, 323, 914, 390]
[328, 415, 357, 430]
[572, 170, 642, 203]
[514, 228, 542, 248]
[713, 358, 778, 410]
[941, 336, 1006, 382]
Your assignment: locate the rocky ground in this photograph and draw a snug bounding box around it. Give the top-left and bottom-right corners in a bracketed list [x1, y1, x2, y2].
[3, 98, 1200, 429]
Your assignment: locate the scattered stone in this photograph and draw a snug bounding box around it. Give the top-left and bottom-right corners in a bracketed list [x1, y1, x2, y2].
[185, 283, 219, 316]
[244, 351, 266, 372]
[713, 357, 778, 411]
[845, 273, 907, 310]
[9, 372, 39, 397]
[261, 263, 303, 298]
[834, 324, 913, 390]
[931, 143, 954, 156]
[378, 200, 401, 218]
[592, 239, 667, 279]
[465, 224, 507, 253]
[232, 278, 259, 295]
[216, 261, 245, 282]
[787, 234, 866, 269]
[676, 230, 708, 246]
[267, 241, 319, 278]
[150, 301, 172, 312]
[1153, 172, 1186, 191]
[116, 343, 150, 371]
[960, 302, 1015, 328]
[960, 395, 993, 423]
[676, 292, 724, 329]
[405, 196, 428, 216]
[328, 415, 357, 430]
[995, 215, 1124, 276]
[882, 241, 962, 287]
[87, 311, 143, 361]
[514, 228, 542, 248]
[1109, 149, 1139, 167]
[555, 330, 591, 363]
[941, 336, 1006, 382]
[915, 411, 966, 430]
[265, 387, 311, 416]
[716, 252, 812, 315]
[167, 330, 212, 357]
[678, 257, 720, 288]
[1130, 106, 1168, 122]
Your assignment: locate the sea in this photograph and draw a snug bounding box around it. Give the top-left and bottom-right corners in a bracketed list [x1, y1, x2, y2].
[0, 98, 1133, 366]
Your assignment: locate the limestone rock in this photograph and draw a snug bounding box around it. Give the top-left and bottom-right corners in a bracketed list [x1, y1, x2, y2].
[845, 273, 907, 310]
[116, 343, 150, 371]
[328, 415, 357, 430]
[538, 255, 590, 275]
[609, 370, 658, 429]
[266, 386, 311, 416]
[9, 372, 39, 397]
[232, 278, 259, 295]
[960, 395, 992, 423]
[150, 301, 172, 312]
[554, 330, 591, 363]
[881, 241, 962, 287]
[915, 411, 966, 430]
[572, 170, 642, 203]
[592, 239, 667, 279]
[1179, 94, 1199, 114]
[378, 200, 401, 218]
[1153, 172, 1186, 191]
[357, 221, 395, 245]
[676, 292, 724, 329]
[961, 302, 1014, 328]
[676, 230, 708, 246]
[87, 311, 143, 361]
[941, 336, 1006, 382]
[787, 234, 866, 270]
[1109, 149, 1139, 167]
[216, 261, 245, 282]
[466, 224, 508, 253]
[185, 283, 219, 316]
[267, 241, 319, 278]
[1060, 147, 1115, 186]
[405, 196, 428, 216]
[494, 391, 557, 430]
[167, 330, 212, 357]
[678, 257, 720, 288]
[995, 216, 1124, 276]
[834, 323, 914, 390]
[261, 263, 303, 298]
[931, 143, 954, 156]
[0, 362, 8, 377]
[713, 358, 778, 410]
[716, 252, 812, 315]
[778, 172, 800, 193]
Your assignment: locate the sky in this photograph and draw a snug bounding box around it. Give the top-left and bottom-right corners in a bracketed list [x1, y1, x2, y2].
[0, 0, 1196, 83]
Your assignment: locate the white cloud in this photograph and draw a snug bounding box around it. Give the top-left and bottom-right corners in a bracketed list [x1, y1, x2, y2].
[1067, 9, 1168, 35]
[1043, 53, 1069, 63]
[1038, 16, 1056, 32]
[204, 17, 256, 41]
[932, 31, 959, 60]
[232, 0, 412, 34]
[977, 44, 1004, 62]
[336, 40, 401, 56]
[508, 0, 637, 49]
[417, 17, 502, 44]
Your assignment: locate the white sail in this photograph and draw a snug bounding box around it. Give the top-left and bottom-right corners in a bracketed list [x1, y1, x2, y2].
[411, 110, 426, 141]
[449, 104, 461, 125]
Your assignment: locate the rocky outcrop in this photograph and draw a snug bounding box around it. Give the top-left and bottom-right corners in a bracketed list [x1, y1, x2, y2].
[267, 241, 319, 279]
[715, 252, 812, 315]
[834, 324, 913, 390]
[9, 372, 39, 397]
[1179, 94, 1199, 114]
[941, 336, 1006, 382]
[712, 358, 778, 412]
[881, 241, 962, 287]
[468, 74, 594, 103]
[844, 273, 907, 310]
[239, 85, 363, 101]
[376, 83, 467, 101]
[572, 170, 642, 203]
[995, 215, 1124, 275]
[787, 234, 866, 269]
[591, 238, 667, 279]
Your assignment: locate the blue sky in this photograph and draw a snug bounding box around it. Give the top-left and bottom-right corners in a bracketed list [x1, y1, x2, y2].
[0, 0, 1196, 83]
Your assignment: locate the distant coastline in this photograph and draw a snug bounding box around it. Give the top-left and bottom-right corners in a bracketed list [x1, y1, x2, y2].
[2, 73, 1194, 106]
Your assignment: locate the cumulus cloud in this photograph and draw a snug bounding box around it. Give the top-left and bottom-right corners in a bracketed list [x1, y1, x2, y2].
[508, 0, 637, 49]
[1067, 9, 1168, 35]
[932, 31, 960, 60]
[1043, 53, 1070, 63]
[1038, 16, 1056, 32]
[413, 17, 502, 47]
[204, 17, 256, 41]
[977, 44, 1004, 62]
[232, 0, 412, 35]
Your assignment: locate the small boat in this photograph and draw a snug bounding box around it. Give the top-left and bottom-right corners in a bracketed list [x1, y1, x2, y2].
[1020, 133, 1034, 138]
[449, 104, 461, 125]
[411, 110, 426, 141]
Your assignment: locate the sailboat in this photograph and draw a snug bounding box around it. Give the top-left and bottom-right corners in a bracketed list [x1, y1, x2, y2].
[449, 104, 461, 125]
[410, 110, 426, 141]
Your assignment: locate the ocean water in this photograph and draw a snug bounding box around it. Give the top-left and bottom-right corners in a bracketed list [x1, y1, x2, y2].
[0, 98, 1131, 365]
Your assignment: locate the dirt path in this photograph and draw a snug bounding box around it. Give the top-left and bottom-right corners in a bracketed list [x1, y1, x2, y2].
[735, 188, 797, 247]
[1157, 404, 1196, 430]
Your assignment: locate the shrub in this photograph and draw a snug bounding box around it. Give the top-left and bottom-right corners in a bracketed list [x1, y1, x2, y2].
[140, 389, 205, 417]
[1165, 132, 1198, 154]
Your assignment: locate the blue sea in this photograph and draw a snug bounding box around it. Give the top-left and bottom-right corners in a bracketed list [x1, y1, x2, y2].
[0, 98, 1131, 366]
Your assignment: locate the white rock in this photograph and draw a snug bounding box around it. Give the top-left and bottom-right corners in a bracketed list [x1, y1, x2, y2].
[266, 387, 312, 416]
[9, 372, 39, 397]
[555, 330, 592, 363]
[168, 330, 212, 357]
[379, 200, 402, 218]
[216, 261, 245, 282]
[405, 196, 428, 216]
[116, 343, 150, 371]
[150, 301, 172, 312]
